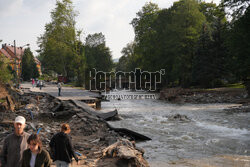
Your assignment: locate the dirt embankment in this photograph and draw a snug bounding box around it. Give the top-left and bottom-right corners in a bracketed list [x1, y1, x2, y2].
[0, 84, 149, 167]
[160, 87, 250, 112]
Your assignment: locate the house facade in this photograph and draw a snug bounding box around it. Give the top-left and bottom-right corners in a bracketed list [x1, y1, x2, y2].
[0, 43, 42, 76]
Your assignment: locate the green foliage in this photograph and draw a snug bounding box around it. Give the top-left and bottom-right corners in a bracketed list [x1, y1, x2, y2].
[85, 33, 113, 72]
[0, 54, 13, 84]
[21, 48, 40, 81]
[225, 4, 250, 95]
[225, 83, 245, 89]
[38, 74, 57, 81]
[37, 1, 113, 88]
[131, 2, 160, 71]
[84, 33, 113, 89]
[74, 40, 86, 87]
[123, 0, 206, 87]
[0, 99, 6, 103]
[37, 0, 78, 78]
[116, 42, 136, 71]
[192, 3, 228, 88]
[170, 0, 206, 87]
[117, 0, 249, 91]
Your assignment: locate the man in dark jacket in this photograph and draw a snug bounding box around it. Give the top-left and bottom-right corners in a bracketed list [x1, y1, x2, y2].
[0, 116, 30, 167]
[49, 124, 79, 167]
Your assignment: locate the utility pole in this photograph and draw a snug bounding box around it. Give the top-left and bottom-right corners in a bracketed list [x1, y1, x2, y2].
[14, 40, 18, 87]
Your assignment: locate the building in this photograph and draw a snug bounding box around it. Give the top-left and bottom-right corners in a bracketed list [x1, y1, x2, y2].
[0, 43, 42, 76]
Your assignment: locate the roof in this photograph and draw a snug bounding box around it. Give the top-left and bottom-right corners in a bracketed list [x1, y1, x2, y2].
[1, 44, 41, 66]
[5, 45, 24, 60]
[1, 44, 25, 60]
[0, 48, 12, 59]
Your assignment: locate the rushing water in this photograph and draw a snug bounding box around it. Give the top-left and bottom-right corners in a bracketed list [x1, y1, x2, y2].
[101, 92, 250, 167]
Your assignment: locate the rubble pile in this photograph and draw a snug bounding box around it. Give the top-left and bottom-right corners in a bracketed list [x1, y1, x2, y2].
[96, 139, 149, 167]
[0, 84, 17, 112]
[0, 86, 149, 166]
[224, 103, 250, 112]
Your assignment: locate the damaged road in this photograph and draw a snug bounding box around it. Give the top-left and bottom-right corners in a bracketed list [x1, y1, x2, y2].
[0, 83, 150, 166]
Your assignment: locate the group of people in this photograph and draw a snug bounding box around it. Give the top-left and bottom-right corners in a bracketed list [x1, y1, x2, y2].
[31, 79, 63, 96]
[0, 116, 79, 167]
[31, 79, 43, 90]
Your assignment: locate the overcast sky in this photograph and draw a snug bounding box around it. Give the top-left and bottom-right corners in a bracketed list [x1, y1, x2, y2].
[0, 0, 220, 59]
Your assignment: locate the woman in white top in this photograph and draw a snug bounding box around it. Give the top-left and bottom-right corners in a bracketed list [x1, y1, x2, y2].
[21, 134, 51, 167]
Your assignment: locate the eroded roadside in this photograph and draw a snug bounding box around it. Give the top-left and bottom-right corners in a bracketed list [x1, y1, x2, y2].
[0, 83, 149, 167]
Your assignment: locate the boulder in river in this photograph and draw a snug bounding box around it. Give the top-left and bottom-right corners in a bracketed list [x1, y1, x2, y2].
[167, 114, 191, 122]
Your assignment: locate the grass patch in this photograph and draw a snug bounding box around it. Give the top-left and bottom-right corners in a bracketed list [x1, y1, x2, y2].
[62, 82, 85, 90]
[0, 99, 6, 103]
[62, 83, 75, 87]
[203, 83, 245, 91]
[225, 83, 245, 88]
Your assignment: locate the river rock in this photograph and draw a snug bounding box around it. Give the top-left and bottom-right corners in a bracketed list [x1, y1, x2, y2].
[167, 114, 191, 122]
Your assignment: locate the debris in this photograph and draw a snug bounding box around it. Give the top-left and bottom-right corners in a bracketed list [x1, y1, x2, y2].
[98, 139, 150, 167]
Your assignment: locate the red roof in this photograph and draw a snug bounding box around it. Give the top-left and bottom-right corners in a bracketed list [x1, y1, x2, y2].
[5, 45, 24, 60]
[0, 48, 12, 59]
[1, 44, 41, 67]
[1, 44, 25, 60]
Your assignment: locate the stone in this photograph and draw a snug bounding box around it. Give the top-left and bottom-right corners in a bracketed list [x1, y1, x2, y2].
[167, 114, 191, 122]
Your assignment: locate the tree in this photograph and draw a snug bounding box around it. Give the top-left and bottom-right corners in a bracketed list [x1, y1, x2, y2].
[116, 42, 136, 71]
[129, 0, 206, 87]
[74, 32, 86, 86]
[85, 33, 113, 72]
[0, 54, 13, 84]
[84, 33, 113, 89]
[170, 0, 206, 87]
[85, 33, 106, 47]
[192, 23, 215, 87]
[21, 48, 39, 81]
[37, 0, 78, 78]
[192, 2, 229, 88]
[131, 2, 160, 71]
[226, 6, 250, 95]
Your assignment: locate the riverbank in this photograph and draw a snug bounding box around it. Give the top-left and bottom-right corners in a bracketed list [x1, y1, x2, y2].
[160, 87, 250, 112]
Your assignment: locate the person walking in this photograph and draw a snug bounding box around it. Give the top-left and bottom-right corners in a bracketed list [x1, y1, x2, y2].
[49, 124, 79, 167]
[0, 116, 30, 167]
[32, 79, 35, 88]
[39, 81, 43, 90]
[21, 134, 51, 167]
[57, 82, 62, 96]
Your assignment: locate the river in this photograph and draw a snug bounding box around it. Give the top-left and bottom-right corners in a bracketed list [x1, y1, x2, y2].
[101, 91, 250, 166]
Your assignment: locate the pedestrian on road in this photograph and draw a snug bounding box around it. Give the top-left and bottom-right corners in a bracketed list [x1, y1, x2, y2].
[57, 82, 62, 96]
[21, 134, 51, 167]
[49, 124, 80, 167]
[39, 81, 43, 90]
[0, 116, 30, 167]
[32, 78, 35, 88]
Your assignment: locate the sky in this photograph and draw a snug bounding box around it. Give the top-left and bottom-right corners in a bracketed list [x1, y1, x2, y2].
[0, 0, 220, 59]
